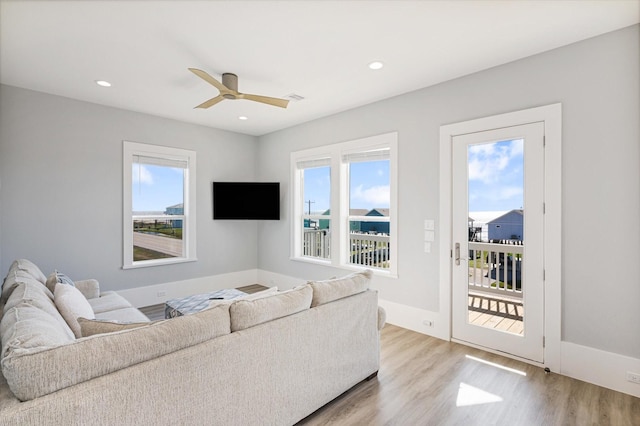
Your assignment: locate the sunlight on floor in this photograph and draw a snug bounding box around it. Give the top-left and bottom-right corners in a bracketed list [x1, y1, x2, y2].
[456, 382, 503, 407]
[465, 354, 527, 376]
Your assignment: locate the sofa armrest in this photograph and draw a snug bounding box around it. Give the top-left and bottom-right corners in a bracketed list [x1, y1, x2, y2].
[377, 306, 386, 330]
[74, 279, 100, 300]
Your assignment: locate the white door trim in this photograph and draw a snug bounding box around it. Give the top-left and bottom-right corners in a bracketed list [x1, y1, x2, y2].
[439, 103, 562, 371]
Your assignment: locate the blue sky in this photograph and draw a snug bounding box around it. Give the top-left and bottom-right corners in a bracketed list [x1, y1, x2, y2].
[303, 160, 390, 213]
[468, 139, 523, 212]
[132, 164, 184, 212]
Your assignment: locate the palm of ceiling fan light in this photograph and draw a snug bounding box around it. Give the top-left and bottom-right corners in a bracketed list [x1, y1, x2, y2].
[188, 68, 289, 109]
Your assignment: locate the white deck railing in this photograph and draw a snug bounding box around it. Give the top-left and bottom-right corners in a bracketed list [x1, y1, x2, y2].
[303, 229, 331, 259]
[302, 229, 390, 269]
[350, 233, 390, 269]
[468, 241, 523, 300]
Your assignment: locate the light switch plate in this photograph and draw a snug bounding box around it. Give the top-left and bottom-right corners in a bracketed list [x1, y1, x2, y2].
[424, 219, 435, 230]
[424, 230, 435, 242]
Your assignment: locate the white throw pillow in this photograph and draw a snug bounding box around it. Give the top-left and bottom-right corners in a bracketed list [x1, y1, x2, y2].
[54, 283, 95, 338]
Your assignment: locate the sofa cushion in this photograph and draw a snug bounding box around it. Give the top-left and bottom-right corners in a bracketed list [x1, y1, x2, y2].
[15, 259, 47, 284]
[88, 291, 134, 314]
[1, 263, 48, 309]
[74, 279, 100, 300]
[230, 285, 312, 332]
[54, 283, 95, 338]
[1, 303, 231, 401]
[78, 318, 150, 337]
[309, 270, 372, 307]
[46, 271, 75, 294]
[4, 282, 74, 339]
[1, 301, 75, 360]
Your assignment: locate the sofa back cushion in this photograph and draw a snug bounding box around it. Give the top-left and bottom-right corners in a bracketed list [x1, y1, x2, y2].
[3, 281, 74, 339]
[1, 260, 48, 308]
[308, 269, 372, 307]
[1, 303, 231, 401]
[229, 285, 312, 332]
[1, 301, 76, 361]
[14, 259, 47, 284]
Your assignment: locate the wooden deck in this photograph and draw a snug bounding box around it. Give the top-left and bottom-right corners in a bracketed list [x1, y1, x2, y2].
[468, 293, 524, 335]
[469, 293, 524, 335]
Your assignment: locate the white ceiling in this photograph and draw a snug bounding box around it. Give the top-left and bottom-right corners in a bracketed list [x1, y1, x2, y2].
[1, 1, 638, 136]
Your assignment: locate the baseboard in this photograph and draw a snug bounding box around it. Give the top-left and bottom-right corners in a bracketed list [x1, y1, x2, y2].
[117, 269, 258, 308]
[560, 341, 640, 398]
[377, 298, 449, 341]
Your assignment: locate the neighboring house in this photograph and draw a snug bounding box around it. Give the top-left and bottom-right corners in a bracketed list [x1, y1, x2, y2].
[165, 203, 184, 227]
[313, 208, 389, 234]
[360, 208, 390, 234]
[488, 209, 523, 241]
[315, 209, 369, 231]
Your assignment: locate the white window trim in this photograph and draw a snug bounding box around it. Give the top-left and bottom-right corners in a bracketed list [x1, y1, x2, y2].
[290, 132, 398, 277]
[123, 141, 197, 269]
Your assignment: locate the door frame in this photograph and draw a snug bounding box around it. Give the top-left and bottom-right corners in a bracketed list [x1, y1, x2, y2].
[439, 104, 562, 371]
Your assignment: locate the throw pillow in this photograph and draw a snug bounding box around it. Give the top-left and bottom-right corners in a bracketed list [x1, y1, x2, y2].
[46, 270, 76, 294]
[54, 283, 95, 338]
[309, 269, 372, 307]
[78, 318, 150, 337]
[229, 285, 312, 332]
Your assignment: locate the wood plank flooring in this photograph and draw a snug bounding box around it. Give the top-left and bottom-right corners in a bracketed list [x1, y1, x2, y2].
[297, 325, 640, 425]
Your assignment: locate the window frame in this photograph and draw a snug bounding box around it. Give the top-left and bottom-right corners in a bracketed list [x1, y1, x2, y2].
[123, 141, 197, 269]
[290, 132, 398, 277]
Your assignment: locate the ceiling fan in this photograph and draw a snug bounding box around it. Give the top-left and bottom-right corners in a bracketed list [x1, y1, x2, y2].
[188, 68, 289, 109]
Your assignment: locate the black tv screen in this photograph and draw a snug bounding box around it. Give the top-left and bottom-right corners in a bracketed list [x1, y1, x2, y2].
[213, 182, 280, 220]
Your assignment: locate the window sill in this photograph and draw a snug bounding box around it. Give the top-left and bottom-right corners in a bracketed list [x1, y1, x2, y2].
[123, 257, 197, 270]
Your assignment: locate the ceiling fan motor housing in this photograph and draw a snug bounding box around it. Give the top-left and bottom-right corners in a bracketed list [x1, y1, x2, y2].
[222, 73, 238, 92]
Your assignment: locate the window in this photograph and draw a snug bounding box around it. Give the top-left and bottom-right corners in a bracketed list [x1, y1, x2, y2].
[123, 141, 197, 268]
[291, 132, 397, 276]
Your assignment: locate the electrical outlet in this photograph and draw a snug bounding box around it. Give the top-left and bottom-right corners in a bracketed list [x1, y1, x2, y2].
[626, 371, 640, 384]
[422, 319, 433, 328]
[157, 290, 167, 297]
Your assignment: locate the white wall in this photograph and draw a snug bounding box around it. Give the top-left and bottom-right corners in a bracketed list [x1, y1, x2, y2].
[0, 85, 259, 291]
[257, 25, 640, 359]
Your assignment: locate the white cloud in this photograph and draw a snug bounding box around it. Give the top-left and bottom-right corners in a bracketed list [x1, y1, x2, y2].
[132, 164, 154, 185]
[351, 184, 390, 206]
[468, 139, 523, 184]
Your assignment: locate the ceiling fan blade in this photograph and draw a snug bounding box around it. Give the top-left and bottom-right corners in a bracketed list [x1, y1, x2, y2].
[194, 95, 225, 109]
[188, 68, 228, 92]
[240, 93, 289, 108]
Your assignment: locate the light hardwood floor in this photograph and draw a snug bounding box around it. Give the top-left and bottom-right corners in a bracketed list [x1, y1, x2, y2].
[297, 325, 640, 425]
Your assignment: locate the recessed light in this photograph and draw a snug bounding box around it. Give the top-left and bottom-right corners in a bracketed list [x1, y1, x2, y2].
[238, 116, 248, 121]
[95, 80, 112, 87]
[368, 61, 384, 70]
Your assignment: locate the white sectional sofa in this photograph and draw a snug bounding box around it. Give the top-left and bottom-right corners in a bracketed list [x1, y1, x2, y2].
[0, 259, 384, 425]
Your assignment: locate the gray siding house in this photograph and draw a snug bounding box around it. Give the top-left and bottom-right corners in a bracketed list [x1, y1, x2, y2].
[488, 209, 523, 241]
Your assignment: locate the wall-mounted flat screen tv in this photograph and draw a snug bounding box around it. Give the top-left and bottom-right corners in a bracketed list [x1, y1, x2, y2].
[213, 182, 280, 220]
